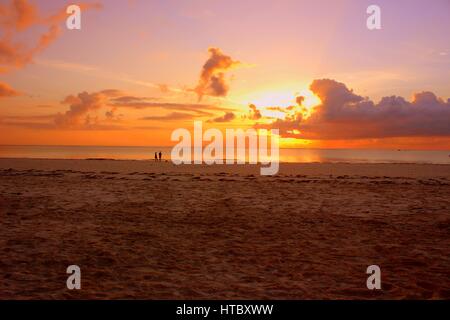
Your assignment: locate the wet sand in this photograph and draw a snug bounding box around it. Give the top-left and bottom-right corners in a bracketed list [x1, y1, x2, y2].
[0, 158, 449, 299]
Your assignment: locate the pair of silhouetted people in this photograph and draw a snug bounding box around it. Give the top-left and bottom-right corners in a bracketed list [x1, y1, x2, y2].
[154, 151, 162, 162]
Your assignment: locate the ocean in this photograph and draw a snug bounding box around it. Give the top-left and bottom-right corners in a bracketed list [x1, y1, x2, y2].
[0, 145, 449, 164]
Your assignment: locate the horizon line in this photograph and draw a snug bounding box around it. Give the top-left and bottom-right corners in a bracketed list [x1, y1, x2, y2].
[0, 144, 449, 152]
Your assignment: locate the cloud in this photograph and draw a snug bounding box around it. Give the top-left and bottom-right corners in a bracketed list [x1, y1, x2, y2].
[0, 0, 101, 74]
[54, 90, 122, 128]
[257, 79, 450, 140]
[3, 87, 238, 130]
[2, 114, 55, 121]
[0, 0, 38, 32]
[0, 113, 57, 130]
[0, 1, 100, 95]
[208, 112, 236, 123]
[0, 0, 55, 72]
[105, 107, 124, 121]
[0, 120, 55, 129]
[194, 47, 240, 100]
[0, 81, 19, 98]
[296, 96, 305, 106]
[248, 104, 262, 120]
[111, 95, 156, 104]
[59, 89, 236, 128]
[140, 112, 196, 121]
[111, 97, 235, 116]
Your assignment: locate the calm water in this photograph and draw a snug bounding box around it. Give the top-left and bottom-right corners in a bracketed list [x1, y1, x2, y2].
[0, 145, 449, 164]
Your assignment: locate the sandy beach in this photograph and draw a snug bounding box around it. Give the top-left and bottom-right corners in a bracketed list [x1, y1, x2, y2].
[0, 158, 449, 299]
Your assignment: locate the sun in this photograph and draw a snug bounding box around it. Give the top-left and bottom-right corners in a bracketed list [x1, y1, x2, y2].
[235, 86, 321, 119]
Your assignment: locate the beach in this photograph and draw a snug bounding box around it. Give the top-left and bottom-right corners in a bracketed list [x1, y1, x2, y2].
[0, 158, 449, 299]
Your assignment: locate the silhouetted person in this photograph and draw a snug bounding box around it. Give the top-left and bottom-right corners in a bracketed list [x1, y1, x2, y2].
[158, 151, 162, 161]
[154, 152, 158, 161]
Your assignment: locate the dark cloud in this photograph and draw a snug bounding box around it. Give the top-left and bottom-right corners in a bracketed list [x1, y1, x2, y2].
[140, 112, 196, 121]
[194, 47, 240, 100]
[248, 104, 262, 120]
[105, 107, 124, 121]
[208, 112, 236, 123]
[296, 96, 305, 106]
[257, 79, 450, 140]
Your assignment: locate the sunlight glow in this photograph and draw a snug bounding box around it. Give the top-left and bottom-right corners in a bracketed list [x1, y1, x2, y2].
[297, 88, 321, 109]
[238, 87, 321, 115]
[235, 88, 292, 120]
[247, 89, 297, 108]
[234, 86, 322, 147]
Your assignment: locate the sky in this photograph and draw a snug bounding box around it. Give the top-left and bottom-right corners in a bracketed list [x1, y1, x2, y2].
[0, 0, 449, 149]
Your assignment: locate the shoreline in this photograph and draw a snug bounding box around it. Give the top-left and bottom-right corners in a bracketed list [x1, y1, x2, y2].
[0, 157, 449, 179]
[1, 146, 449, 166]
[1, 156, 450, 165]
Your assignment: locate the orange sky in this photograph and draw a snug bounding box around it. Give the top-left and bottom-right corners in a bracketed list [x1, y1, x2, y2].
[0, 0, 449, 149]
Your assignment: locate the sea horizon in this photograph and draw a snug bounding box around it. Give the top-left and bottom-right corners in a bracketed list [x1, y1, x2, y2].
[1, 145, 449, 164]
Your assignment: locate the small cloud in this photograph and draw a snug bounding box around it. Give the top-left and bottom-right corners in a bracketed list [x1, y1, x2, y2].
[296, 96, 305, 106]
[193, 47, 240, 101]
[248, 104, 262, 120]
[140, 112, 195, 121]
[208, 112, 236, 123]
